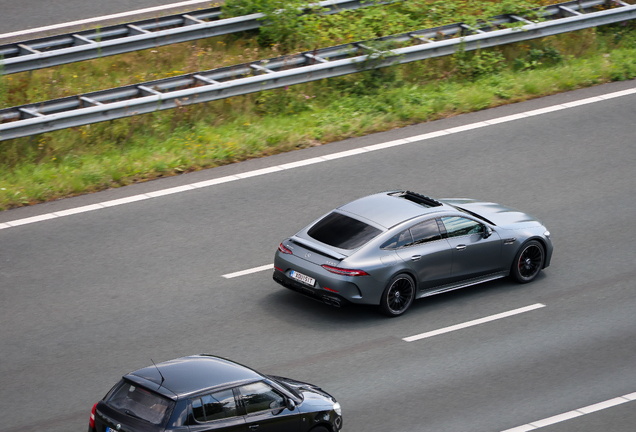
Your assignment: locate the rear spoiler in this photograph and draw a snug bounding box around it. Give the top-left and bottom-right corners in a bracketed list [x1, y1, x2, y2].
[290, 236, 347, 260]
[123, 375, 178, 401]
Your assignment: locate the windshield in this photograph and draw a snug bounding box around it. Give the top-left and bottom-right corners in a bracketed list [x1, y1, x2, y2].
[448, 204, 496, 226]
[308, 212, 381, 250]
[106, 380, 173, 425]
[267, 376, 303, 400]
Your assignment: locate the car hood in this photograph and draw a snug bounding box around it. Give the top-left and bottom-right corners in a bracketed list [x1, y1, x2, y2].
[269, 375, 336, 409]
[440, 199, 543, 229]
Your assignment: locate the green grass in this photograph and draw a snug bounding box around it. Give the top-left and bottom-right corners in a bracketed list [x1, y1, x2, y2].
[1, 0, 549, 108]
[1, 4, 636, 210]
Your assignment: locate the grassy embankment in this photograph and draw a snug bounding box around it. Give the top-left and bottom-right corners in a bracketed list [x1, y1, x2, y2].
[1, 0, 636, 210]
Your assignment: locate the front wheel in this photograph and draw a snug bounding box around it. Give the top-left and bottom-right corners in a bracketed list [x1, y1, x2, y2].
[511, 240, 545, 283]
[379, 274, 415, 317]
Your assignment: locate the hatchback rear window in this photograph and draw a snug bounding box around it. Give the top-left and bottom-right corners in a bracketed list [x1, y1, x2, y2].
[308, 212, 381, 250]
[106, 381, 173, 425]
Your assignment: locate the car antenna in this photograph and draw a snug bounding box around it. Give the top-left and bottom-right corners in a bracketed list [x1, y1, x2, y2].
[150, 358, 165, 390]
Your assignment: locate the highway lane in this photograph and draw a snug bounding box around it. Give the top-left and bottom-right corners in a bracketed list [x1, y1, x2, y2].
[0, 0, 212, 38]
[1, 80, 636, 431]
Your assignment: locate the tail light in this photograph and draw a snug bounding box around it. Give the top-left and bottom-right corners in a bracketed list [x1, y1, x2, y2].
[321, 265, 368, 277]
[278, 243, 292, 254]
[89, 402, 97, 429]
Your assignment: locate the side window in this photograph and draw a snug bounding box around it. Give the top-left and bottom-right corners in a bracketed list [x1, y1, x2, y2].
[409, 219, 442, 245]
[238, 382, 285, 415]
[192, 398, 205, 422]
[441, 216, 483, 238]
[381, 230, 413, 250]
[192, 389, 237, 423]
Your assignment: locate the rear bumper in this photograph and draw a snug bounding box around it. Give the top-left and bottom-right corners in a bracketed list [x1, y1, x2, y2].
[273, 249, 384, 305]
[273, 269, 350, 307]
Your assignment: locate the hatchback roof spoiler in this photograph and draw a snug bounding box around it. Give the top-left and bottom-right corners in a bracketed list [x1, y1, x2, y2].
[290, 236, 347, 260]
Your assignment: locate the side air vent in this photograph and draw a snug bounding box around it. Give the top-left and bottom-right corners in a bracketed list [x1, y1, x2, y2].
[388, 191, 443, 208]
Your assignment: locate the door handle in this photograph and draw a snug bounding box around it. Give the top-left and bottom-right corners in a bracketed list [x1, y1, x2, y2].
[249, 425, 260, 431]
[411, 255, 422, 261]
[455, 244, 467, 250]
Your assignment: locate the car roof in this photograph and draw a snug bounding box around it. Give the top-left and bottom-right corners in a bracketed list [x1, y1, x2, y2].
[126, 354, 263, 398]
[338, 191, 446, 229]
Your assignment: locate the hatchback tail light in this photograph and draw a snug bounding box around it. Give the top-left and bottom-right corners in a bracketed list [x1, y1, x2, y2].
[278, 243, 292, 254]
[321, 265, 368, 277]
[89, 402, 97, 429]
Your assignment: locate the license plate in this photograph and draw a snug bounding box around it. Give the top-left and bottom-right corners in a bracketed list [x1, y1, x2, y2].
[290, 270, 315, 286]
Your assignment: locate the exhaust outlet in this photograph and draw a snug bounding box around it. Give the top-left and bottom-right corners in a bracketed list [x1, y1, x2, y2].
[322, 296, 342, 308]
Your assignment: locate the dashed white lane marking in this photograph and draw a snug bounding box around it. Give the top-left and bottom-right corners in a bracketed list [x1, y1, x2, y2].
[0, 0, 212, 40]
[222, 264, 274, 279]
[501, 392, 636, 431]
[2, 86, 636, 231]
[403, 303, 545, 342]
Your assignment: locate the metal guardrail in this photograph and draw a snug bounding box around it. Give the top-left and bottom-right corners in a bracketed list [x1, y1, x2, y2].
[0, 0, 383, 75]
[1, 0, 634, 141]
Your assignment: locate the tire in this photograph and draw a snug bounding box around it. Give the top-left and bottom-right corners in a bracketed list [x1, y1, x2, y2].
[379, 274, 416, 317]
[309, 427, 330, 432]
[511, 240, 545, 283]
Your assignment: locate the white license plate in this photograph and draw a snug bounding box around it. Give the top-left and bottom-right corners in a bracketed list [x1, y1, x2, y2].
[290, 270, 316, 286]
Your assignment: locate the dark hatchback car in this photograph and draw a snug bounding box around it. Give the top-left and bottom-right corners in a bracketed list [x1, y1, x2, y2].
[88, 354, 342, 432]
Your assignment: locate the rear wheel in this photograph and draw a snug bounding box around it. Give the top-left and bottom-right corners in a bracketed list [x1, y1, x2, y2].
[309, 427, 330, 432]
[379, 274, 415, 317]
[511, 240, 545, 283]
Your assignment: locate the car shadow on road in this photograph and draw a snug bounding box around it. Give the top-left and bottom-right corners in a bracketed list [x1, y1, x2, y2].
[260, 273, 546, 331]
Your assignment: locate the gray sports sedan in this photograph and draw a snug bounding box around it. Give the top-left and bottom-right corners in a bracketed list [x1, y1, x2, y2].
[273, 191, 553, 317]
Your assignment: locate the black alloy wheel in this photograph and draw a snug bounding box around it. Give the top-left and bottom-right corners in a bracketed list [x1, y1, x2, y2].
[380, 274, 415, 317]
[512, 240, 545, 283]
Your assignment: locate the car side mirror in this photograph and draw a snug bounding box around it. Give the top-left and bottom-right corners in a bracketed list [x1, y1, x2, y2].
[286, 398, 296, 411]
[483, 226, 492, 238]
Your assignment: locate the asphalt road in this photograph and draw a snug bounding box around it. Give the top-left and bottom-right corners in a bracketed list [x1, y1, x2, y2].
[0, 0, 213, 36]
[1, 80, 636, 432]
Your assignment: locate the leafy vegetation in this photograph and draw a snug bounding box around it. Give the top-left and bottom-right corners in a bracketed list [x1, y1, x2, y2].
[1, 0, 635, 210]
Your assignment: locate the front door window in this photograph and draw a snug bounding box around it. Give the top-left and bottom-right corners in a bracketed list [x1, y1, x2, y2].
[237, 382, 300, 432]
[441, 216, 502, 279]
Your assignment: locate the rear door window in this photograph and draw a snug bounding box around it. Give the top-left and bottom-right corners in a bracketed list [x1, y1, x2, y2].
[381, 219, 441, 250]
[409, 219, 442, 245]
[106, 381, 173, 425]
[192, 389, 238, 423]
[308, 212, 381, 250]
[381, 230, 413, 250]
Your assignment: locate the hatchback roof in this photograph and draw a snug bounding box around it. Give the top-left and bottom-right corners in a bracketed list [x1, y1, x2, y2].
[126, 354, 262, 398]
[338, 191, 445, 228]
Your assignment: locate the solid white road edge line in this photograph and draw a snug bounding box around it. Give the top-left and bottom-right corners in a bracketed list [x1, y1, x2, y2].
[501, 392, 636, 432]
[2, 86, 636, 231]
[0, 0, 212, 40]
[402, 303, 546, 342]
[222, 264, 274, 279]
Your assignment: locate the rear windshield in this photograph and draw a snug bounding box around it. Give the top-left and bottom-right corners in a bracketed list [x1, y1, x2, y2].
[106, 380, 173, 425]
[308, 212, 381, 250]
